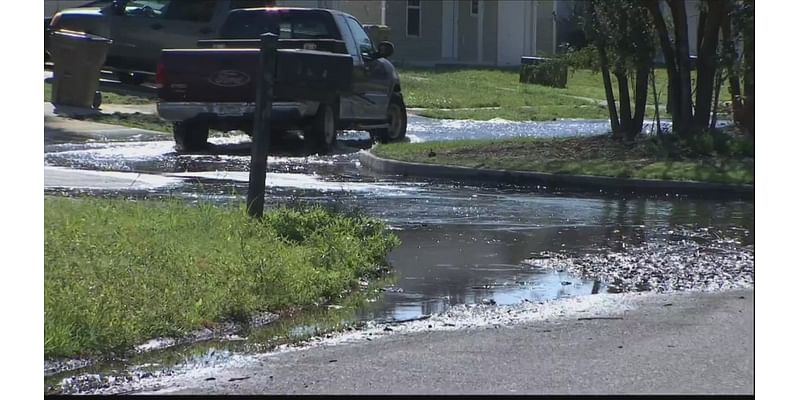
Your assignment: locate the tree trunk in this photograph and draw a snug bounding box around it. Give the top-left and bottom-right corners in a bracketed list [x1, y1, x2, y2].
[693, 0, 724, 131]
[697, 8, 707, 59]
[645, 0, 680, 126]
[742, 0, 755, 137]
[598, 43, 621, 135]
[720, 2, 743, 125]
[711, 67, 723, 128]
[615, 67, 632, 139]
[630, 63, 651, 140]
[651, 67, 663, 135]
[668, 0, 694, 136]
[743, 37, 755, 137]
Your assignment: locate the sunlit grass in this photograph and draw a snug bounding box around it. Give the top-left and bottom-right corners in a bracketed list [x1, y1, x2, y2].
[44, 197, 400, 358]
[374, 135, 753, 185]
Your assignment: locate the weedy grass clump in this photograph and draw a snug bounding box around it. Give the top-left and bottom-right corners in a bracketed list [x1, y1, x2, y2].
[373, 134, 753, 185]
[44, 197, 399, 358]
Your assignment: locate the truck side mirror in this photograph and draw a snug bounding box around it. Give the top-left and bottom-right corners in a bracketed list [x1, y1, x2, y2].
[376, 41, 394, 59]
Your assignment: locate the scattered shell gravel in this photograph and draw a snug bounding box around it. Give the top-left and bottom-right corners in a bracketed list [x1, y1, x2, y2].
[523, 229, 754, 293]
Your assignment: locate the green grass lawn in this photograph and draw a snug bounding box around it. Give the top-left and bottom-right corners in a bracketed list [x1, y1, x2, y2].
[373, 135, 754, 185]
[44, 197, 400, 358]
[399, 68, 731, 122]
[70, 112, 173, 133]
[45, 81, 156, 105]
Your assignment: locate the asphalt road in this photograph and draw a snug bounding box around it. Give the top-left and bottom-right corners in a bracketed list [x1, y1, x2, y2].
[164, 289, 754, 395]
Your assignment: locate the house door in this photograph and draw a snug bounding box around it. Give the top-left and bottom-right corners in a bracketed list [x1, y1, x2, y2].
[441, 0, 458, 60]
[496, 0, 526, 66]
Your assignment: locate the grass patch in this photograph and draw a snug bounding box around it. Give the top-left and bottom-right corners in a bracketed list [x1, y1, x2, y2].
[400, 68, 732, 122]
[44, 197, 400, 358]
[70, 112, 172, 133]
[399, 68, 667, 121]
[372, 134, 754, 185]
[45, 81, 156, 105]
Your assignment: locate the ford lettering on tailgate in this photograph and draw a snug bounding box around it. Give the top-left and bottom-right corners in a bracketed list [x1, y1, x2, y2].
[209, 70, 251, 87]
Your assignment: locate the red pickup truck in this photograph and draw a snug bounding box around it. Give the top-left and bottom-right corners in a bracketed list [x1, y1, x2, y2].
[156, 7, 407, 153]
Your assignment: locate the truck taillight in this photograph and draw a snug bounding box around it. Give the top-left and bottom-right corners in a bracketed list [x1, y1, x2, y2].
[155, 62, 167, 89]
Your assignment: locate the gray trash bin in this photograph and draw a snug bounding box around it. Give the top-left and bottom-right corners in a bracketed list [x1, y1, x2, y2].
[49, 30, 111, 109]
[521, 56, 552, 66]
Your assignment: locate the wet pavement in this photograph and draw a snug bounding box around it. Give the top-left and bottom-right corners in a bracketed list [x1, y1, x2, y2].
[43, 114, 754, 394]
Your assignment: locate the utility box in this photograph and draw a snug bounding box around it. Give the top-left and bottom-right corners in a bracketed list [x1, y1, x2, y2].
[519, 56, 568, 88]
[49, 30, 111, 108]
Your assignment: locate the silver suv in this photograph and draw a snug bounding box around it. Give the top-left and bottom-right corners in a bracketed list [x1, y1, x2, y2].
[47, 0, 272, 83]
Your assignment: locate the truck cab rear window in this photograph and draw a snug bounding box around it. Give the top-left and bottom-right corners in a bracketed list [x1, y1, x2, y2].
[220, 10, 341, 40]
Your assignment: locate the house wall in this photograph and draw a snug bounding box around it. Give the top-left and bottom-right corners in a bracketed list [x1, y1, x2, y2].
[277, 0, 380, 23]
[555, 0, 576, 50]
[441, 0, 458, 61]
[685, 0, 701, 56]
[275, 0, 319, 7]
[482, 0, 498, 65]
[276, 0, 572, 67]
[332, 0, 384, 24]
[457, 0, 478, 63]
[657, 0, 701, 56]
[385, 0, 442, 66]
[496, 0, 526, 66]
[535, 0, 556, 55]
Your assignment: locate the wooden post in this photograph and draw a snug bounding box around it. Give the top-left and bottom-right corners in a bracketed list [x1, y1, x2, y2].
[247, 33, 278, 218]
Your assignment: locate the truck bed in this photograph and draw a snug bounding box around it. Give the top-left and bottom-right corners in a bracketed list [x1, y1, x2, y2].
[157, 39, 352, 103]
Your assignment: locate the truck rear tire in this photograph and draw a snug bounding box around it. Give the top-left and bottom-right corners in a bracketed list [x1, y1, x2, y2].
[306, 103, 337, 155]
[173, 120, 209, 152]
[370, 94, 407, 143]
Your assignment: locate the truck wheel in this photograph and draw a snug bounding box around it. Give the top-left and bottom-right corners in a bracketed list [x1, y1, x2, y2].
[306, 104, 337, 154]
[173, 120, 209, 152]
[370, 94, 407, 143]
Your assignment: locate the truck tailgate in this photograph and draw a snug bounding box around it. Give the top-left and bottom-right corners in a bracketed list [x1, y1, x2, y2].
[158, 48, 354, 103]
[159, 49, 260, 103]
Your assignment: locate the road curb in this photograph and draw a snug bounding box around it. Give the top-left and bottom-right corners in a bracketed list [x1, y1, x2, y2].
[359, 150, 754, 199]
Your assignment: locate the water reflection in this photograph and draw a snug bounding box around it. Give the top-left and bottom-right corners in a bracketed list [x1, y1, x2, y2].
[351, 194, 753, 322]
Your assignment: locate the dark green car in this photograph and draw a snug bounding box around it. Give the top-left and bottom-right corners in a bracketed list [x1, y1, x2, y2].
[47, 0, 273, 84]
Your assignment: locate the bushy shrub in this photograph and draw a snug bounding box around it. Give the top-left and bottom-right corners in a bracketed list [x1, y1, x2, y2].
[562, 46, 600, 71]
[519, 58, 568, 88]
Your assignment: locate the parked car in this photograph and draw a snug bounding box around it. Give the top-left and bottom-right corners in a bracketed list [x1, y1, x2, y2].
[45, 0, 110, 60]
[156, 7, 407, 153]
[46, 0, 108, 17]
[47, 0, 273, 83]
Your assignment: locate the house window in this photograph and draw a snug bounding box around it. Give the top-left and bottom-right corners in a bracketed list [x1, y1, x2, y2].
[471, 0, 479, 16]
[407, 0, 421, 37]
